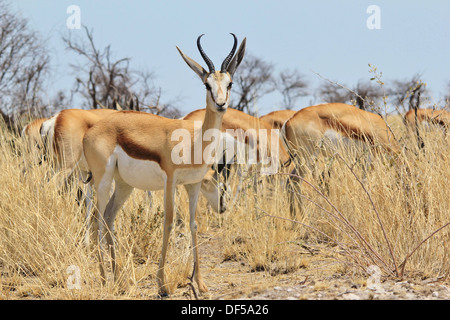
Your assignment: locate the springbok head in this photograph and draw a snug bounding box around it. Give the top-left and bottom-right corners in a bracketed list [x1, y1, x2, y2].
[177, 33, 246, 113]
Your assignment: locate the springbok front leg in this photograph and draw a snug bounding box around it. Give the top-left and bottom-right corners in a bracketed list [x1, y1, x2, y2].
[184, 182, 208, 293]
[157, 176, 176, 296]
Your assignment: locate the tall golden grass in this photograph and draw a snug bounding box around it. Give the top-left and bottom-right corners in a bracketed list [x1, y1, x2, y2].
[0, 113, 448, 299]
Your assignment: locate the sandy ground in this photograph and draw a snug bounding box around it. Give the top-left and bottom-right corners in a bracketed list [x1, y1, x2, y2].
[156, 230, 449, 301]
[1, 227, 448, 300]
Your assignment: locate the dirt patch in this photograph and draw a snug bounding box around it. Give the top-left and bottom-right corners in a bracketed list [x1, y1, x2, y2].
[161, 230, 449, 300]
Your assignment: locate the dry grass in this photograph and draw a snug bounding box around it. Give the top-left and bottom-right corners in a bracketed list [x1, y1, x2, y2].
[0, 114, 448, 299]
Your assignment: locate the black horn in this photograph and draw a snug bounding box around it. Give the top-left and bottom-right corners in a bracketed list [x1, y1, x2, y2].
[197, 34, 215, 73]
[220, 33, 238, 72]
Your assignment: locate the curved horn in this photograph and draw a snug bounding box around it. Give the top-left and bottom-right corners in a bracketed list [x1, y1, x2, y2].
[220, 33, 238, 72]
[197, 34, 215, 73]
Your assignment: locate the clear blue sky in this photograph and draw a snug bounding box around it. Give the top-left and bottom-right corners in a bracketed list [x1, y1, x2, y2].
[11, 0, 450, 115]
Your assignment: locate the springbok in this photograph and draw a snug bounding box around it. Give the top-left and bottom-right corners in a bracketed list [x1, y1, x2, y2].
[82, 34, 246, 295]
[39, 108, 119, 244]
[404, 108, 449, 131]
[259, 109, 296, 130]
[283, 102, 400, 165]
[183, 107, 291, 209]
[40, 108, 118, 185]
[22, 117, 49, 152]
[282, 103, 400, 214]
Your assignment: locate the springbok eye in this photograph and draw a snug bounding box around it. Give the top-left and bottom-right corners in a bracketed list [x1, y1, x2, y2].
[227, 82, 233, 90]
[204, 83, 211, 91]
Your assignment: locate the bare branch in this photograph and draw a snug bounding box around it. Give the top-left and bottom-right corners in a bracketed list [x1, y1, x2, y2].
[230, 53, 274, 115]
[274, 69, 309, 109]
[0, 0, 50, 123]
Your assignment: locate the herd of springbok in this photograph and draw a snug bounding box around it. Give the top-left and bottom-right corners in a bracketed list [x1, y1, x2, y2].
[20, 34, 449, 296]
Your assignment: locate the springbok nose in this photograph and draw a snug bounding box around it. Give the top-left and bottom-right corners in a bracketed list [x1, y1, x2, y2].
[216, 102, 226, 107]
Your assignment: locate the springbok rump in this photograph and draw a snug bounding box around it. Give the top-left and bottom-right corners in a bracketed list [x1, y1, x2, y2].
[40, 108, 119, 186]
[259, 109, 296, 130]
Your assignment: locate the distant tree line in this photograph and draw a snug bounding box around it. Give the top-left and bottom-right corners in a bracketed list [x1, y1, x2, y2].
[0, 0, 448, 129]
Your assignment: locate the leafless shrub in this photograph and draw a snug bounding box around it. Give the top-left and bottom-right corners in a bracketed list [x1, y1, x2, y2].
[63, 26, 180, 117]
[0, 0, 50, 125]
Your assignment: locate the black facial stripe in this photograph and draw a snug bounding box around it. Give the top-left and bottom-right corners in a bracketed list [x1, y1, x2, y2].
[209, 89, 217, 105]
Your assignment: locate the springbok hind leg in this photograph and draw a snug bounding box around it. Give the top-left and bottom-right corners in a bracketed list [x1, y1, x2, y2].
[102, 175, 133, 282]
[92, 161, 116, 284]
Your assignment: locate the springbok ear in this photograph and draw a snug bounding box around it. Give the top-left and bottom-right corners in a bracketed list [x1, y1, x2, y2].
[227, 37, 246, 77]
[176, 46, 208, 81]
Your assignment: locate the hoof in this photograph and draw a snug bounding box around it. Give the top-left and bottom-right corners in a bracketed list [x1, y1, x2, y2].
[158, 292, 169, 299]
[198, 282, 209, 293]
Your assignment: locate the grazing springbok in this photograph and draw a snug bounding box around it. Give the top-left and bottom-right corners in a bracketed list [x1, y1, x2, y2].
[404, 108, 449, 132]
[282, 103, 400, 214]
[283, 103, 400, 166]
[39, 108, 119, 244]
[183, 107, 291, 209]
[21, 117, 49, 152]
[82, 34, 246, 295]
[21, 117, 50, 175]
[259, 109, 296, 130]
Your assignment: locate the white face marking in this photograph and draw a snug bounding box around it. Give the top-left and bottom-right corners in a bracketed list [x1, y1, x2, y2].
[174, 166, 210, 185]
[200, 180, 223, 212]
[205, 72, 232, 110]
[200, 166, 230, 214]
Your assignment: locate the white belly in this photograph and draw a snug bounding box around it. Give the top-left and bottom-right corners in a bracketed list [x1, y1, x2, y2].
[324, 129, 366, 148]
[116, 146, 167, 191]
[115, 146, 209, 190]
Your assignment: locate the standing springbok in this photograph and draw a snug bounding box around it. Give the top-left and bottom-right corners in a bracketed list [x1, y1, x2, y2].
[82, 34, 246, 295]
[37, 107, 229, 251]
[282, 103, 400, 215]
